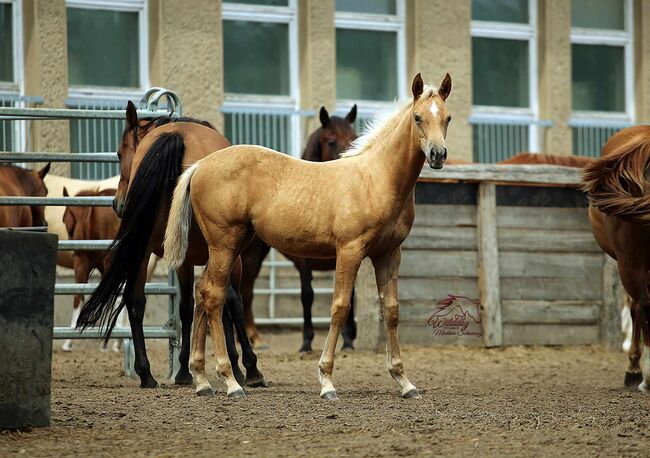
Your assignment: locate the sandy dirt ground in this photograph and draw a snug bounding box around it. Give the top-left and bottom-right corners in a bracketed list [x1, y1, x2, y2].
[2, 331, 650, 457]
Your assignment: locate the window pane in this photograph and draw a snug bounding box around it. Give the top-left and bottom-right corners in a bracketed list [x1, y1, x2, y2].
[336, 29, 397, 101]
[572, 44, 624, 112]
[571, 0, 624, 30]
[336, 0, 396, 15]
[0, 3, 13, 82]
[223, 21, 290, 95]
[472, 0, 529, 23]
[225, 0, 288, 5]
[472, 37, 529, 108]
[67, 8, 140, 88]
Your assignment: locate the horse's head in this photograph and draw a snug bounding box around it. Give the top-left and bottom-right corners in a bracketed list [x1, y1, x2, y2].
[22, 163, 50, 227]
[306, 105, 357, 162]
[411, 73, 452, 169]
[114, 101, 157, 217]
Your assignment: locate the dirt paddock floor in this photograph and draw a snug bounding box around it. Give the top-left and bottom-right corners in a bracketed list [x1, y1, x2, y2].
[2, 331, 650, 457]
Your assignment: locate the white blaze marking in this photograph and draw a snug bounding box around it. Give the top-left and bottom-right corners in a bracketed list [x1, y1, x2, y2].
[430, 102, 439, 117]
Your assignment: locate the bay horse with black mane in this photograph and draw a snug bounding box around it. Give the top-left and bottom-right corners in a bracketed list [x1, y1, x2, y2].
[165, 73, 453, 399]
[76, 104, 265, 391]
[240, 104, 358, 352]
[582, 125, 650, 393]
[0, 163, 51, 228]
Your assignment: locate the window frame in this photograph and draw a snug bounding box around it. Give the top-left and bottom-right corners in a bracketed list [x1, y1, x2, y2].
[334, 0, 406, 118]
[66, 0, 149, 101]
[221, 0, 300, 155]
[569, 0, 634, 125]
[470, 0, 540, 152]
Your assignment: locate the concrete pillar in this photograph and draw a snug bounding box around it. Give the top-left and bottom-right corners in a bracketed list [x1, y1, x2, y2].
[298, 0, 335, 134]
[22, 0, 70, 175]
[634, 0, 650, 124]
[407, 0, 472, 162]
[150, 0, 223, 129]
[538, 0, 572, 155]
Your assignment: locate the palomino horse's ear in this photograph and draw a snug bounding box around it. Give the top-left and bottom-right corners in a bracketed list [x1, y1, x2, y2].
[63, 186, 69, 197]
[438, 73, 452, 101]
[412, 73, 424, 100]
[319, 106, 331, 129]
[345, 104, 357, 124]
[38, 162, 51, 179]
[126, 100, 138, 126]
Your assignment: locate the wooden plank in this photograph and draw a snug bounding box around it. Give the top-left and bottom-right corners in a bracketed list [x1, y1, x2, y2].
[501, 277, 602, 301]
[403, 226, 477, 250]
[400, 250, 478, 278]
[498, 228, 601, 253]
[499, 252, 603, 278]
[419, 164, 582, 186]
[396, 323, 484, 347]
[477, 182, 502, 347]
[501, 300, 600, 324]
[497, 206, 591, 231]
[399, 277, 479, 301]
[600, 256, 625, 350]
[413, 204, 477, 227]
[503, 324, 600, 345]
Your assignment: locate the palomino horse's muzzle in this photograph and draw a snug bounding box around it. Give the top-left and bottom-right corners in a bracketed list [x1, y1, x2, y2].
[428, 146, 447, 169]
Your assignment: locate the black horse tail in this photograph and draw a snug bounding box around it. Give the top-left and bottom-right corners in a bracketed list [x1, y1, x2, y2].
[76, 132, 185, 341]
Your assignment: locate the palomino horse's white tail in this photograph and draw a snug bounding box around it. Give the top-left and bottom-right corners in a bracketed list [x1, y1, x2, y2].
[164, 162, 200, 268]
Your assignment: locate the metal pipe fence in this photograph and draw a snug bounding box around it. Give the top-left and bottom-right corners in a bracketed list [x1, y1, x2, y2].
[569, 118, 632, 158]
[0, 88, 183, 379]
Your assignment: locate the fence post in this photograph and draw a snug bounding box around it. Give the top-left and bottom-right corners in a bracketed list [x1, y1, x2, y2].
[477, 182, 503, 347]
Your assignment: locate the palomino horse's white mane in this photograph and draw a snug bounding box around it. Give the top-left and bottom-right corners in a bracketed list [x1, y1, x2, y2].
[340, 84, 437, 158]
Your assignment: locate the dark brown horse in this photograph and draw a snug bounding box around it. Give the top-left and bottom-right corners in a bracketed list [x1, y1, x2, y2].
[0, 164, 51, 228]
[76, 103, 265, 392]
[240, 105, 358, 352]
[62, 187, 121, 352]
[582, 125, 650, 393]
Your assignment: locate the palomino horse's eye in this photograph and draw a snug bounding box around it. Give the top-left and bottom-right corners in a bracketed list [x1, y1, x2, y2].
[414, 114, 423, 124]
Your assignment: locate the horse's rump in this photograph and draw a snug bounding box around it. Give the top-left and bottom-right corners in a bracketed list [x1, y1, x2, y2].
[501, 152, 594, 168]
[582, 126, 650, 224]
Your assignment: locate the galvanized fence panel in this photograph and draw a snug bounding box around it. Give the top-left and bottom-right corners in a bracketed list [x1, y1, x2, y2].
[569, 118, 632, 158]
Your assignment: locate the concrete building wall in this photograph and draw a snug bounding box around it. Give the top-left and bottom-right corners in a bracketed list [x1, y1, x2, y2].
[634, 0, 650, 124]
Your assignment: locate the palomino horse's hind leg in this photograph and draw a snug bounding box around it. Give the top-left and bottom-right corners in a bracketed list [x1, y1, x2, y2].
[625, 302, 643, 387]
[372, 248, 420, 399]
[318, 246, 364, 400]
[197, 246, 245, 398]
[174, 262, 195, 385]
[298, 267, 315, 352]
[225, 284, 267, 387]
[189, 271, 213, 396]
[126, 261, 158, 388]
[342, 287, 357, 351]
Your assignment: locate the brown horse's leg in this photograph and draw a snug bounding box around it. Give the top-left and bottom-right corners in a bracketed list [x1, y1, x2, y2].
[372, 248, 420, 399]
[342, 286, 357, 351]
[297, 264, 315, 353]
[63, 254, 89, 352]
[198, 245, 245, 398]
[318, 246, 364, 400]
[625, 300, 643, 386]
[174, 261, 195, 385]
[239, 237, 270, 349]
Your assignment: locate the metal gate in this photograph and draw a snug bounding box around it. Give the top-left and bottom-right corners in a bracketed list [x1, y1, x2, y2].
[0, 88, 183, 378]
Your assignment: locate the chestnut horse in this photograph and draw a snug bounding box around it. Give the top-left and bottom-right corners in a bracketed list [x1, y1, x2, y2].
[62, 187, 123, 352]
[583, 125, 650, 393]
[76, 104, 265, 390]
[240, 105, 358, 352]
[0, 164, 51, 228]
[165, 73, 453, 399]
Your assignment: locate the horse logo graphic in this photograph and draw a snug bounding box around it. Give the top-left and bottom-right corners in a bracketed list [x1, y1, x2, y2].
[427, 294, 483, 337]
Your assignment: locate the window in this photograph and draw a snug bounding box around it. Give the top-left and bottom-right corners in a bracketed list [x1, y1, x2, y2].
[335, 0, 405, 130]
[222, 0, 301, 157]
[471, 0, 538, 163]
[0, 0, 25, 152]
[570, 0, 633, 157]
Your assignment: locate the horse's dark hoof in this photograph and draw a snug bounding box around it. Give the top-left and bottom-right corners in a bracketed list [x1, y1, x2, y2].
[245, 371, 268, 388]
[196, 387, 214, 397]
[624, 371, 643, 387]
[228, 388, 246, 399]
[320, 390, 338, 401]
[299, 344, 313, 353]
[403, 388, 422, 399]
[140, 377, 158, 389]
[175, 370, 194, 386]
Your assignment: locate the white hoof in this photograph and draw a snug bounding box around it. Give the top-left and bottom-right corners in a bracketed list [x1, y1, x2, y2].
[112, 341, 123, 353]
[639, 382, 650, 394]
[62, 340, 73, 352]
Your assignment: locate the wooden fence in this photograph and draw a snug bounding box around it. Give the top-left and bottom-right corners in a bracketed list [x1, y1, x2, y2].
[355, 164, 624, 350]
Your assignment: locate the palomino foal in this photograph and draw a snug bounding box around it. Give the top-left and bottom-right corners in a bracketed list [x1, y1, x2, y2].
[164, 73, 453, 399]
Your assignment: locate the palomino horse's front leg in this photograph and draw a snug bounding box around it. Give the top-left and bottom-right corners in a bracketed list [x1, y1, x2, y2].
[318, 248, 364, 400]
[372, 248, 420, 398]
